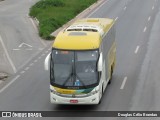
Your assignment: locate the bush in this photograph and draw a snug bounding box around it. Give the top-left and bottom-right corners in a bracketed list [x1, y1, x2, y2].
[30, 0, 97, 40]
[33, 0, 64, 9]
[39, 18, 61, 39]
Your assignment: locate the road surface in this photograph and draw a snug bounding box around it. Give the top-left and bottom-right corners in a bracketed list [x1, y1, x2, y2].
[0, 0, 50, 74]
[0, 0, 160, 119]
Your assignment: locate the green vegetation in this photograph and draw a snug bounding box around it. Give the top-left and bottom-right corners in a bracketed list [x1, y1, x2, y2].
[29, 0, 97, 40]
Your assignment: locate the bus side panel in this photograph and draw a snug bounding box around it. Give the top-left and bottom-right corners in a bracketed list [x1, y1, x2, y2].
[110, 24, 116, 71]
[108, 25, 116, 77]
[100, 24, 115, 87]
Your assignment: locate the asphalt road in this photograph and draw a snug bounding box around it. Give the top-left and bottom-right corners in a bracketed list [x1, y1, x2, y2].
[0, 0, 160, 120]
[0, 0, 50, 74]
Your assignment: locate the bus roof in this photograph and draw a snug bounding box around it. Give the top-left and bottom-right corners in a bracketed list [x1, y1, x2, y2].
[53, 18, 114, 50]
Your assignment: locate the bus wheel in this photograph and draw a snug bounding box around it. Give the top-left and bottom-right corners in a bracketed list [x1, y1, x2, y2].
[108, 66, 113, 85]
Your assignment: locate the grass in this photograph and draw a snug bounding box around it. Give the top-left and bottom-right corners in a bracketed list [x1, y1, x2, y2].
[29, 0, 97, 40]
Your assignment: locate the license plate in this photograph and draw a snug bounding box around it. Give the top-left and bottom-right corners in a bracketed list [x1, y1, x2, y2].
[70, 100, 78, 103]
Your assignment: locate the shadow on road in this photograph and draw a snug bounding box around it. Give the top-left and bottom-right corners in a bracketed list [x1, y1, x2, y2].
[53, 104, 99, 111]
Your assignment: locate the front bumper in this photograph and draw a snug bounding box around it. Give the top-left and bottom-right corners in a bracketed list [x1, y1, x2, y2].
[50, 92, 100, 104]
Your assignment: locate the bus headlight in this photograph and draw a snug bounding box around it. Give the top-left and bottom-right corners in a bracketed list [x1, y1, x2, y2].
[50, 85, 57, 94]
[88, 87, 99, 96]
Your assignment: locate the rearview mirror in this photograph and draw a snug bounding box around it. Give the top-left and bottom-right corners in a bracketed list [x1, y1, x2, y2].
[98, 52, 103, 72]
[44, 53, 51, 71]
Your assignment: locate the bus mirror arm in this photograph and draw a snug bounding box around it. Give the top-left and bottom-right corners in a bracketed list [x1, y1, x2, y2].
[98, 53, 103, 72]
[44, 53, 51, 71]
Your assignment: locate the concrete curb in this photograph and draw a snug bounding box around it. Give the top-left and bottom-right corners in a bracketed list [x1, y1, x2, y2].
[50, 0, 105, 37]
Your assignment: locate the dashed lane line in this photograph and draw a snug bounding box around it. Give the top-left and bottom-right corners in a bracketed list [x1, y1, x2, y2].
[143, 27, 147, 32]
[20, 71, 25, 74]
[148, 16, 151, 21]
[29, 63, 34, 66]
[120, 77, 127, 89]
[135, 46, 140, 54]
[87, 0, 109, 17]
[25, 67, 30, 71]
[115, 17, 119, 21]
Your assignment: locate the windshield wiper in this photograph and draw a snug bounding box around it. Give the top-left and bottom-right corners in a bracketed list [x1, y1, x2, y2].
[62, 56, 75, 86]
[75, 73, 87, 89]
[62, 52, 87, 89]
[62, 69, 73, 86]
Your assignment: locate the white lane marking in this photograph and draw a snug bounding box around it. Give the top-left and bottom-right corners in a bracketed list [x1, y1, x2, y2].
[29, 63, 34, 66]
[13, 49, 20, 51]
[152, 6, 155, 10]
[87, 0, 109, 17]
[20, 71, 25, 74]
[115, 17, 119, 21]
[148, 16, 151, 21]
[19, 42, 32, 48]
[0, 75, 20, 93]
[0, 35, 17, 73]
[124, 6, 127, 10]
[25, 67, 30, 71]
[34, 60, 38, 63]
[29, 18, 37, 31]
[120, 77, 127, 89]
[135, 46, 140, 54]
[143, 27, 147, 32]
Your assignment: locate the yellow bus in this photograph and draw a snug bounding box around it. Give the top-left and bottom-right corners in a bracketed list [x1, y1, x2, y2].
[45, 18, 116, 104]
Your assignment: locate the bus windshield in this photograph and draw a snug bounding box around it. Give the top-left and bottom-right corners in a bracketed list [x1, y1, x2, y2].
[51, 49, 99, 89]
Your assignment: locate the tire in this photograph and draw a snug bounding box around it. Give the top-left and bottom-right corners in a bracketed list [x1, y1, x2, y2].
[108, 66, 113, 85]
